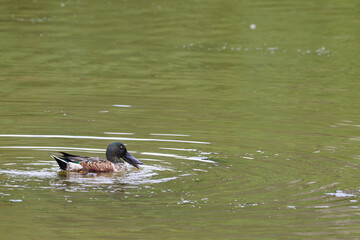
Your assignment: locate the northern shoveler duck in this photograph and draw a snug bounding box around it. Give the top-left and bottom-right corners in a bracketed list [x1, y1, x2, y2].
[51, 142, 143, 172]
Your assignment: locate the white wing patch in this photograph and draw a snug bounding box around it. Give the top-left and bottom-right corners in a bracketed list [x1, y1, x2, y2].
[67, 162, 83, 171]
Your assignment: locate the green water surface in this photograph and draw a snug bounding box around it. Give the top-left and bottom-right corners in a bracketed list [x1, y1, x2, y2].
[0, 0, 359, 239]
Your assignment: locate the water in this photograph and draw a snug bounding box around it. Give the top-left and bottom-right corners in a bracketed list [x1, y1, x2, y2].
[0, 0, 359, 239]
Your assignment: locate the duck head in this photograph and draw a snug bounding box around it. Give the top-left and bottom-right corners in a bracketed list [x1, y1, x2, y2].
[106, 142, 143, 168]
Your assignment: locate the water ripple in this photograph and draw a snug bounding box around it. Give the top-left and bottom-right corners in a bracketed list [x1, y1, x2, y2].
[0, 133, 215, 193]
[0, 134, 210, 144]
[141, 152, 216, 163]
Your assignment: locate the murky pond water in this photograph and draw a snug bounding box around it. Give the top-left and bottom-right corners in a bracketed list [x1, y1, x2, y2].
[0, 0, 359, 239]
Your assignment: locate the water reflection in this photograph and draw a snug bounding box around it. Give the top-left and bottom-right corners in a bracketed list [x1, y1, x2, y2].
[0, 134, 210, 144]
[140, 152, 216, 163]
[0, 168, 58, 178]
[149, 133, 190, 137]
[176, 41, 335, 57]
[104, 132, 134, 135]
[112, 105, 132, 108]
[0, 146, 105, 153]
[324, 190, 356, 197]
[159, 147, 197, 151]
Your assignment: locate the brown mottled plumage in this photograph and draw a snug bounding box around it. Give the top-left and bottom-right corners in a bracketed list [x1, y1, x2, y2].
[79, 159, 125, 172]
[51, 142, 142, 173]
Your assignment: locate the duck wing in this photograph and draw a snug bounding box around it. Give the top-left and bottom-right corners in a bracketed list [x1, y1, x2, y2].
[58, 152, 104, 163]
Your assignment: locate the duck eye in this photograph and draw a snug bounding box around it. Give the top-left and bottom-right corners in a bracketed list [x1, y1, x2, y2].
[120, 146, 123, 149]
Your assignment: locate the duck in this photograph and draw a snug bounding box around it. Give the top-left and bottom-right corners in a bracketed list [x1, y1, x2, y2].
[51, 142, 143, 172]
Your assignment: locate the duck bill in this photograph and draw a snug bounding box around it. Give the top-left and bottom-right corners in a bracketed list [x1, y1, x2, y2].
[122, 152, 143, 169]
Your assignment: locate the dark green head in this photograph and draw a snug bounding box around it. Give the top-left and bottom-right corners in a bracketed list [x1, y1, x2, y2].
[106, 142, 143, 168]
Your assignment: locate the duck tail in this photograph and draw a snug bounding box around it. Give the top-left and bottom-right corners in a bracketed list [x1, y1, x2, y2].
[58, 152, 79, 158]
[51, 155, 69, 170]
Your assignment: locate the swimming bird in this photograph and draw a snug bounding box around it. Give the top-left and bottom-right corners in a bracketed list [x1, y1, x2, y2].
[51, 142, 143, 172]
